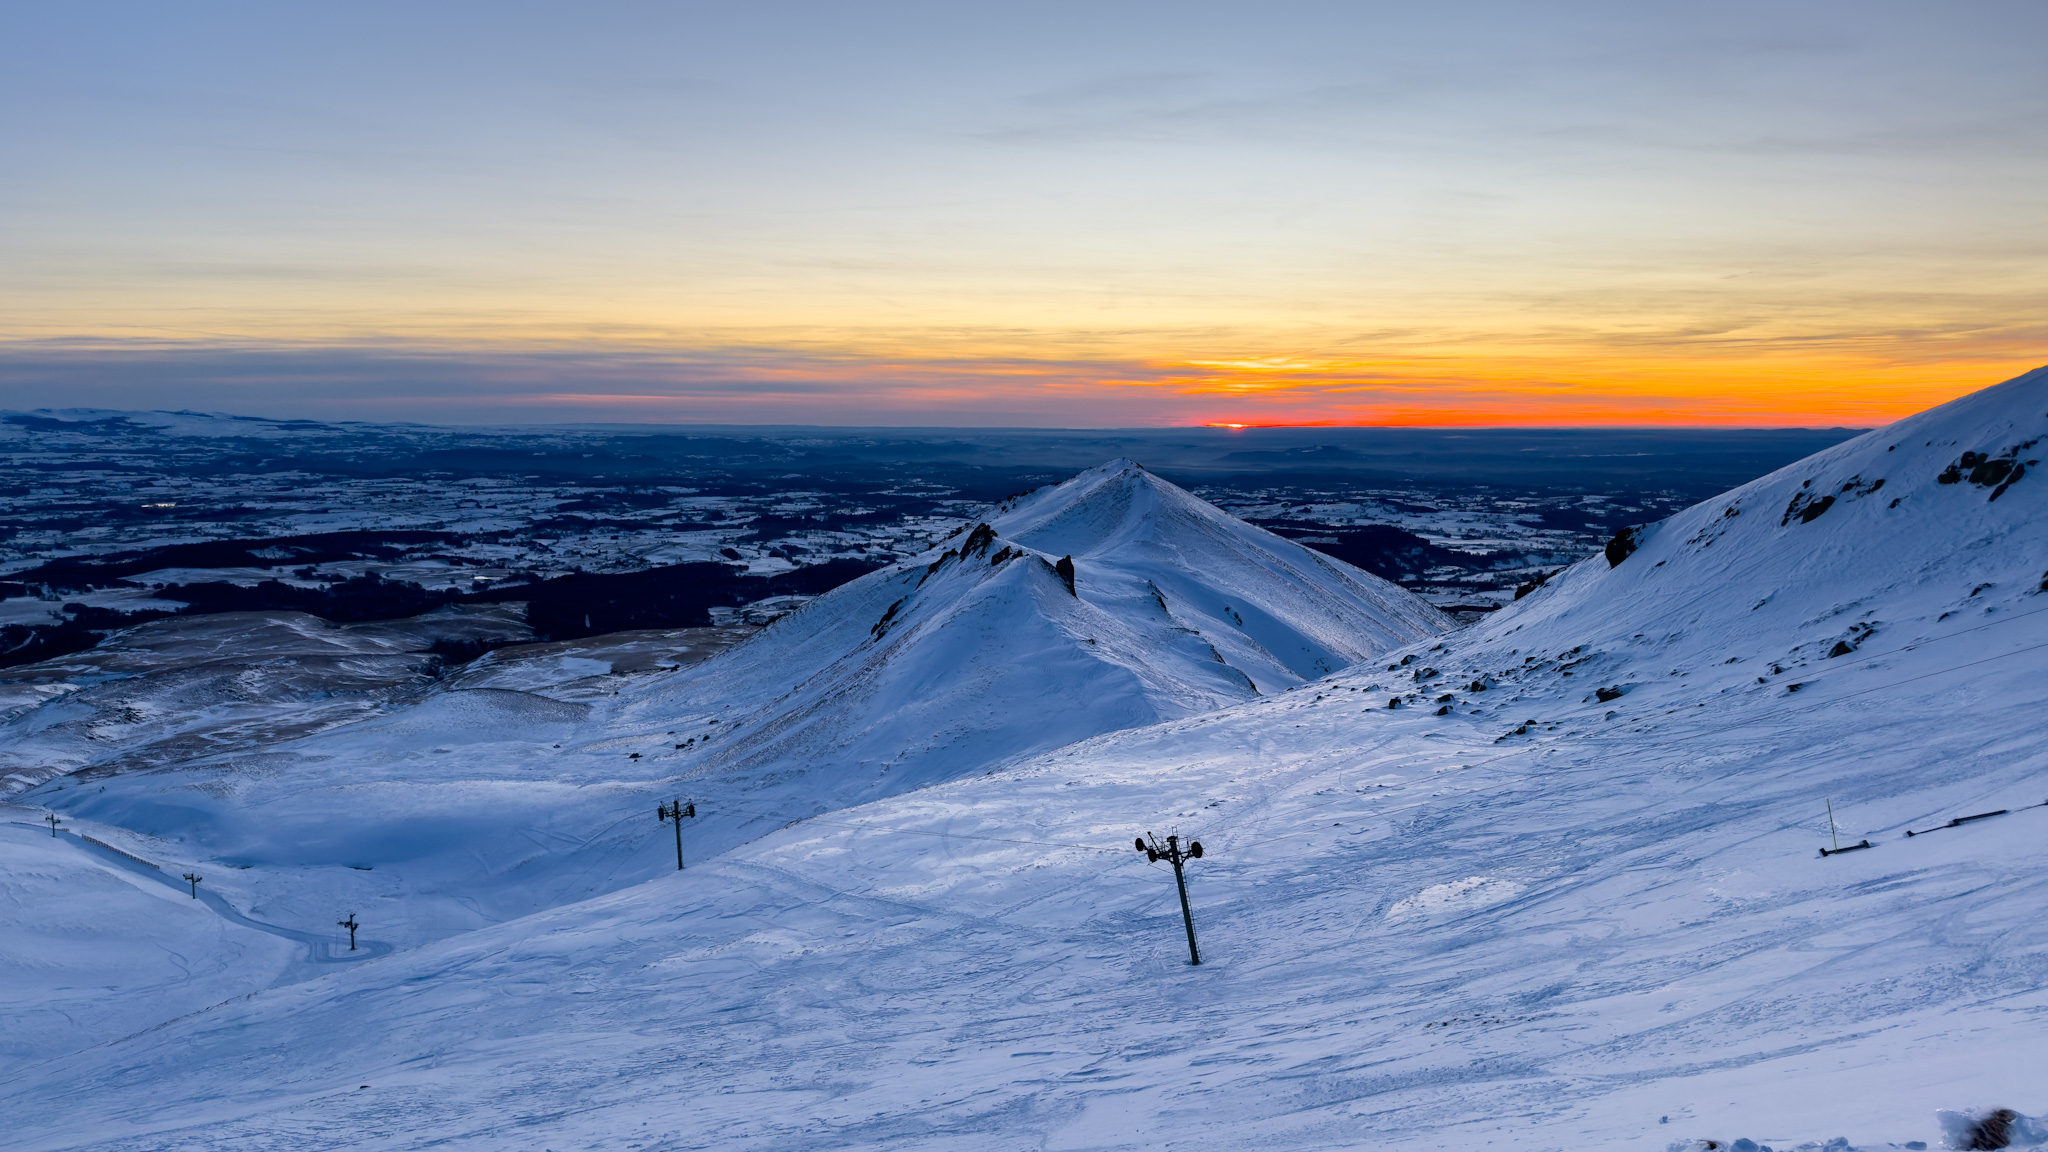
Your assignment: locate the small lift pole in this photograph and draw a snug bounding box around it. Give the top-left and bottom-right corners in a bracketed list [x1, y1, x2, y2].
[658, 800, 696, 870]
[183, 872, 202, 898]
[338, 913, 358, 951]
[1135, 833, 1207, 965]
[44, 813, 60, 837]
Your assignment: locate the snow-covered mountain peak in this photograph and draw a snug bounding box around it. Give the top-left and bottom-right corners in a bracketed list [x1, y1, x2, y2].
[986, 457, 1182, 555]
[992, 457, 1310, 569]
[989, 458, 1452, 680]
[616, 517, 1243, 801]
[616, 464, 1450, 805]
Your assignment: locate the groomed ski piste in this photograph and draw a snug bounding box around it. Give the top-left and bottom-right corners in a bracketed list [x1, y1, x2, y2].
[4, 370, 2047, 1150]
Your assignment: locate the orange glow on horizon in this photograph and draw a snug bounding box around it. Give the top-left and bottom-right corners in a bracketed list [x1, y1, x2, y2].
[1139, 348, 2045, 427]
[494, 344, 2039, 426]
[3, 331, 2038, 427]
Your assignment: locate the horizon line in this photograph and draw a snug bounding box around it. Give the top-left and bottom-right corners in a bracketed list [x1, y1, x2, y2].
[3, 406, 1885, 435]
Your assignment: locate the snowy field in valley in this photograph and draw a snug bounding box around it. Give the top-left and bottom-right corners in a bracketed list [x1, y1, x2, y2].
[2, 374, 2044, 1151]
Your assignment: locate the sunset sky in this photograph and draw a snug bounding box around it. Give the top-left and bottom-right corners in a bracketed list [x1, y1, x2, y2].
[2, 1, 2043, 426]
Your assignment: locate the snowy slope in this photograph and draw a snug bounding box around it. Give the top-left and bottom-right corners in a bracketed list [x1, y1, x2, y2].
[7, 376, 2046, 1151]
[615, 459, 1450, 806]
[1440, 363, 2048, 708]
[2, 462, 1446, 1046]
[0, 809, 303, 1070]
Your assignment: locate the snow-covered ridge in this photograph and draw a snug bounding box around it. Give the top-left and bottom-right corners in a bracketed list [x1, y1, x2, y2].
[618, 459, 1449, 807]
[1419, 364, 2048, 717]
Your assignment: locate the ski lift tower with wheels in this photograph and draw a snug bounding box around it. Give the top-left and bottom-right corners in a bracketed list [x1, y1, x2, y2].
[1135, 833, 1206, 965]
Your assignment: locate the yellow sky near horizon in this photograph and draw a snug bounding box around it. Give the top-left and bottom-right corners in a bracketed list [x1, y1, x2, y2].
[3, 2, 2044, 426]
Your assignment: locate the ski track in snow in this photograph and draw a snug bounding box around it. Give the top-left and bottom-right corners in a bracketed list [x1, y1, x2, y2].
[5, 373, 2048, 1150]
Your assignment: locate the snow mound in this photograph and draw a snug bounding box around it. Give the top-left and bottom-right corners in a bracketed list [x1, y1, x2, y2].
[1383, 874, 1523, 922]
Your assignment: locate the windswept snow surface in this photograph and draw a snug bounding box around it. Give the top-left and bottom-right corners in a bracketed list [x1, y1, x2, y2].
[7, 379, 2047, 1150]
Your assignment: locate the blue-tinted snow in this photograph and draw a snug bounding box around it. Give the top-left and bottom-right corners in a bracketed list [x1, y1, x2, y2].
[3, 380, 2039, 1150]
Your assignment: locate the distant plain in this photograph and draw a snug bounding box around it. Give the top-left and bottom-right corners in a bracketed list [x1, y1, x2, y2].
[1, 410, 1861, 666]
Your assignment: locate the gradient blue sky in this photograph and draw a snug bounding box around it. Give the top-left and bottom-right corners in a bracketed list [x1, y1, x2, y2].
[2, 1, 2043, 425]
